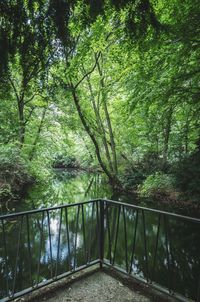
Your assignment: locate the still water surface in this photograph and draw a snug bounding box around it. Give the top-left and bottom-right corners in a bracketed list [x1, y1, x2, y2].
[0, 169, 138, 215]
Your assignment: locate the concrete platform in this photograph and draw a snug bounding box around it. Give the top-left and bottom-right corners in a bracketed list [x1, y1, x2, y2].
[14, 267, 176, 302]
[44, 271, 150, 302]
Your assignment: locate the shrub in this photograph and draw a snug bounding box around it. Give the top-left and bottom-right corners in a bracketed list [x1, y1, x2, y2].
[173, 149, 200, 199]
[122, 167, 145, 189]
[138, 172, 176, 198]
[140, 151, 163, 174]
[52, 154, 79, 169]
[0, 183, 14, 201]
[0, 144, 34, 201]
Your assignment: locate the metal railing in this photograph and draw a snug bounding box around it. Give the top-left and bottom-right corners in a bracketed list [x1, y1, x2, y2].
[0, 199, 200, 302]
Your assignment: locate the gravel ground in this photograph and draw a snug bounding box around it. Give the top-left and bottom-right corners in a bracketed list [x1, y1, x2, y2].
[44, 271, 150, 302]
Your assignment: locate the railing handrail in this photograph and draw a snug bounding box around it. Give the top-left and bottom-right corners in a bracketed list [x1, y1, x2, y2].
[1, 198, 200, 223]
[0, 199, 100, 220]
[102, 199, 200, 223]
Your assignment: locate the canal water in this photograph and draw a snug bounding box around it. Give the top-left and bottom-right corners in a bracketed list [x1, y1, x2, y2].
[0, 169, 199, 301]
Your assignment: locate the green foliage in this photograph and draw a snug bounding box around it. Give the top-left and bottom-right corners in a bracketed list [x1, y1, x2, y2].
[0, 0, 200, 204]
[173, 148, 200, 199]
[0, 144, 34, 201]
[0, 0, 159, 76]
[0, 144, 30, 179]
[52, 154, 79, 169]
[140, 151, 165, 174]
[122, 167, 145, 189]
[0, 184, 14, 202]
[139, 172, 175, 198]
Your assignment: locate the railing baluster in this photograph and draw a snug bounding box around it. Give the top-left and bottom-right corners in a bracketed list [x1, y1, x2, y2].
[164, 215, 172, 293]
[12, 215, 24, 297]
[105, 201, 112, 264]
[129, 209, 138, 274]
[88, 202, 94, 263]
[197, 273, 200, 302]
[65, 207, 72, 270]
[167, 216, 175, 295]
[112, 205, 121, 266]
[47, 210, 53, 278]
[1, 219, 9, 297]
[36, 212, 44, 287]
[81, 204, 87, 264]
[26, 214, 33, 287]
[99, 200, 104, 268]
[73, 205, 80, 270]
[122, 205, 128, 273]
[96, 200, 100, 261]
[55, 208, 63, 278]
[151, 213, 161, 283]
[142, 210, 149, 283]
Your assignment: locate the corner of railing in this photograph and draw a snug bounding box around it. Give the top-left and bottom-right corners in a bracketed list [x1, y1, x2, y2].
[98, 198, 105, 203]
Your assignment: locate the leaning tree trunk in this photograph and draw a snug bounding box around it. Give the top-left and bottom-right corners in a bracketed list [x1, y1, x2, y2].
[70, 84, 120, 187]
[97, 59, 118, 175]
[85, 74, 114, 173]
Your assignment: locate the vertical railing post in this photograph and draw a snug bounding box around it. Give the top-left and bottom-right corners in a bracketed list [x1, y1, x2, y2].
[99, 199, 104, 269]
[197, 273, 200, 302]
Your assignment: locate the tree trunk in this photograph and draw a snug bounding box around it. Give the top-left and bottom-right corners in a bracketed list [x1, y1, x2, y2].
[85, 74, 114, 173]
[70, 85, 119, 185]
[103, 97, 118, 174]
[29, 106, 47, 161]
[17, 99, 25, 147]
[162, 106, 173, 170]
[97, 59, 118, 175]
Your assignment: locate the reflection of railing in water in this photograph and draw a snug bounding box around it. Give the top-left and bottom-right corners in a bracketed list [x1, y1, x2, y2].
[0, 199, 200, 302]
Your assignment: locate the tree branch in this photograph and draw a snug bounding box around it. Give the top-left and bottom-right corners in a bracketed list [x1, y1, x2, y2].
[74, 52, 101, 89]
[24, 106, 35, 125]
[8, 76, 20, 104]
